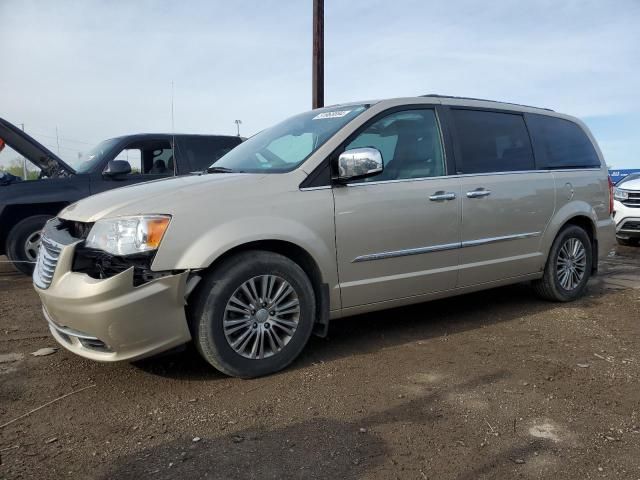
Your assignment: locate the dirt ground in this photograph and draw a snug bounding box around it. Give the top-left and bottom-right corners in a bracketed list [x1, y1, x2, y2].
[0, 248, 639, 480]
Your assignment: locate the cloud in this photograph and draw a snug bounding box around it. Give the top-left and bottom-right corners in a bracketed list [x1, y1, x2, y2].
[0, 0, 638, 167]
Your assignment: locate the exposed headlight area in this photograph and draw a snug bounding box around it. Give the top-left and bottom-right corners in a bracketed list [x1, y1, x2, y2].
[72, 247, 165, 286]
[67, 215, 173, 286]
[43, 215, 175, 286]
[84, 215, 171, 256]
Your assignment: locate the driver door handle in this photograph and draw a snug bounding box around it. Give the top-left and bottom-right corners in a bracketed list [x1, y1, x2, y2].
[429, 191, 457, 202]
[466, 188, 492, 198]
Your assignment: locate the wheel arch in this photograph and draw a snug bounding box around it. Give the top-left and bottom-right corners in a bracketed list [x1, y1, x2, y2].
[193, 239, 332, 337]
[0, 202, 68, 254]
[543, 203, 599, 274]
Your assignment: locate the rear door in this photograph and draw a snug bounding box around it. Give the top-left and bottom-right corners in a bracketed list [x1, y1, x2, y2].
[333, 107, 461, 308]
[447, 108, 555, 287]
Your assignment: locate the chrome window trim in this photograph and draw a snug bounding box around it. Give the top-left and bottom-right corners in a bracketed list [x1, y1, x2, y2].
[352, 231, 541, 263]
[340, 167, 602, 188]
[346, 175, 450, 187]
[300, 167, 602, 190]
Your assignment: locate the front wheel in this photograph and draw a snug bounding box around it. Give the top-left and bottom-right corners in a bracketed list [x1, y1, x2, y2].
[533, 225, 593, 302]
[189, 250, 316, 378]
[6, 215, 53, 275]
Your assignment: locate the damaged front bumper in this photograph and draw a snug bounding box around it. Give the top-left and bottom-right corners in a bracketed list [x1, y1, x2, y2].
[33, 224, 192, 362]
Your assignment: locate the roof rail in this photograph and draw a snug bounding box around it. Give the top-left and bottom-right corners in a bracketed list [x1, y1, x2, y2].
[421, 94, 554, 112]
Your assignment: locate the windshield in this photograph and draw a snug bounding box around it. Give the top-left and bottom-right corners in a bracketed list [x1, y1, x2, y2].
[210, 105, 369, 173]
[74, 138, 120, 173]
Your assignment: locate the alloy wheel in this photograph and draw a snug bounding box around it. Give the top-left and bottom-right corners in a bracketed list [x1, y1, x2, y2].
[23, 231, 42, 262]
[556, 237, 587, 291]
[223, 275, 301, 359]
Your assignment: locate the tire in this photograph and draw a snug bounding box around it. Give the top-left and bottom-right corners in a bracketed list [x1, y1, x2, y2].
[189, 250, 316, 378]
[616, 237, 639, 247]
[533, 225, 593, 302]
[6, 215, 53, 275]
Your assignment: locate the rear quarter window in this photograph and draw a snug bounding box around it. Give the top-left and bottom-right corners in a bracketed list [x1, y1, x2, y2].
[526, 114, 601, 169]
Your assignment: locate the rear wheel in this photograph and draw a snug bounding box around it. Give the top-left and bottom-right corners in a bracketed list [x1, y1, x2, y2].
[533, 225, 593, 302]
[189, 250, 316, 378]
[6, 215, 53, 275]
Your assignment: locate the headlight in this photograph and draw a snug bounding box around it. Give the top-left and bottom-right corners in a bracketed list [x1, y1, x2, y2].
[85, 215, 171, 256]
[614, 188, 628, 201]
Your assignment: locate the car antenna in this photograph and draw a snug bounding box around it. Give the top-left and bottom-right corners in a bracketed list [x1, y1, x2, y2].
[171, 80, 176, 176]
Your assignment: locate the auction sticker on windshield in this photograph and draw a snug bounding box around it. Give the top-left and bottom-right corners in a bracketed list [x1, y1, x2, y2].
[313, 110, 352, 120]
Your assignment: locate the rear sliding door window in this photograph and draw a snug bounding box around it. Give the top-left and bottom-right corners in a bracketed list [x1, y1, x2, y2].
[526, 114, 600, 169]
[451, 109, 535, 174]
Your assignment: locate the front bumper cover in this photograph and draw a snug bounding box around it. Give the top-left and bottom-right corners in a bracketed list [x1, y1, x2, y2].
[34, 241, 191, 362]
[613, 200, 640, 239]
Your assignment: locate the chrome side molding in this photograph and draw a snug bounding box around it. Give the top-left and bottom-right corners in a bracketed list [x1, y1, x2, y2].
[352, 231, 541, 263]
[352, 242, 460, 263]
[460, 232, 540, 248]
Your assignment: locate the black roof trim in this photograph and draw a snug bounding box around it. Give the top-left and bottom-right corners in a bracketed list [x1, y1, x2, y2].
[107, 133, 241, 141]
[421, 94, 554, 112]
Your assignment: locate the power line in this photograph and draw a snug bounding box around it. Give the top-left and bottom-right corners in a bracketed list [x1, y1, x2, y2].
[6, 119, 97, 145]
[28, 131, 95, 145]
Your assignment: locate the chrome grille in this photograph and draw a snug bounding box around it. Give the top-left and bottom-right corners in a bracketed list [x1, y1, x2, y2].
[33, 237, 62, 289]
[622, 191, 640, 208]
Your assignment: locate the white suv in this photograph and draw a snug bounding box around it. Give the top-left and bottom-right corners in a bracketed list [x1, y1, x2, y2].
[613, 174, 640, 246]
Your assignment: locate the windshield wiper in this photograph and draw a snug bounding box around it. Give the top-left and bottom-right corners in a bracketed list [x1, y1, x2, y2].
[206, 166, 236, 174]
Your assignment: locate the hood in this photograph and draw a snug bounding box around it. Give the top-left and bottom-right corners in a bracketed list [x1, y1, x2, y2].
[0, 117, 75, 177]
[618, 177, 640, 191]
[59, 171, 276, 223]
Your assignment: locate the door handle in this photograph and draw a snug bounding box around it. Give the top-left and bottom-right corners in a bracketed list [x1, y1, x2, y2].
[429, 191, 457, 202]
[466, 188, 492, 198]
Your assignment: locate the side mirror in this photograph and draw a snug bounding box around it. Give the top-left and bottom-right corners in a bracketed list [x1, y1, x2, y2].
[103, 160, 132, 178]
[336, 147, 383, 182]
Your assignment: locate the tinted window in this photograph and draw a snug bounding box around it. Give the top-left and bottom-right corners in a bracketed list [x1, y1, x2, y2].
[527, 114, 600, 169]
[345, 109, 445, 182]
[452, 109, 534, 174]
[177, 136, 242, 171]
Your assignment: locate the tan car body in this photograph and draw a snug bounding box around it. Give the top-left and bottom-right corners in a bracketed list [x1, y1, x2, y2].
[35, 97, 616, 362]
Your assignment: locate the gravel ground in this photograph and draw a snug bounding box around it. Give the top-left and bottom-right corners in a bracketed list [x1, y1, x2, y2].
[0, 248, 639, 480]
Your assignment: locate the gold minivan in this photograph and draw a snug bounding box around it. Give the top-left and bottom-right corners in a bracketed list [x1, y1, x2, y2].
[33, 96, 616, 378]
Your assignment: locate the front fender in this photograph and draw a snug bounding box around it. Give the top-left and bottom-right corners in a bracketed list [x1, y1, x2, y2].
[151, 188, 339, 306]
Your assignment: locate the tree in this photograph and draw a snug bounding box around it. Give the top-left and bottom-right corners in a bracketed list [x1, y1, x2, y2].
[0, 157, 40, 180]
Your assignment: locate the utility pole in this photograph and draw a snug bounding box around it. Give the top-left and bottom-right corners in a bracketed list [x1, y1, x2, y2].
[55, 126, 60, 155]
[312, 0, 324, 109]
[20, 123, 27, 179]
[234, 119, 242, 137]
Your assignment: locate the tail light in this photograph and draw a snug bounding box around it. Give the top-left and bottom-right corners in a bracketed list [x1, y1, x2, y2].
[608, 176, 614, 215]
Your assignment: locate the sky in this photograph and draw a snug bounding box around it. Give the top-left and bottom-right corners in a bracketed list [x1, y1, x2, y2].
[0, 0, 639, 168]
